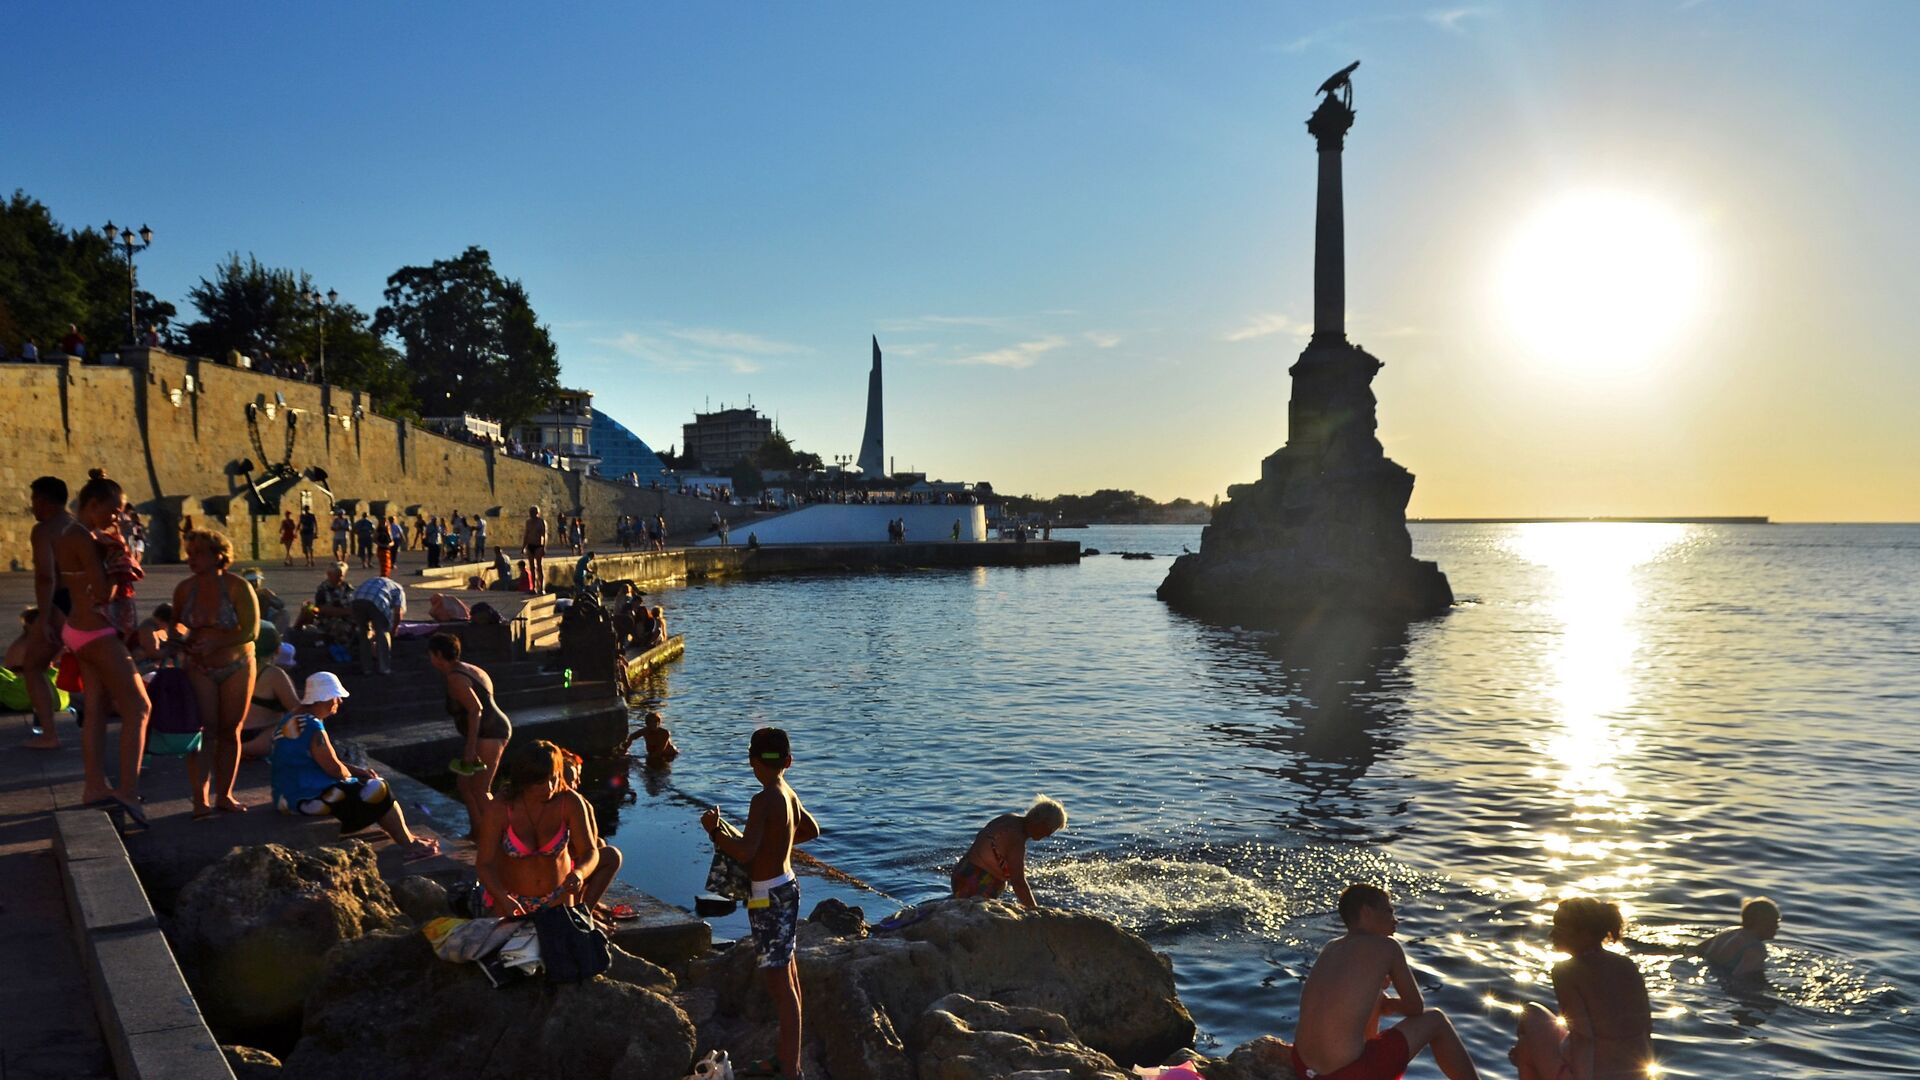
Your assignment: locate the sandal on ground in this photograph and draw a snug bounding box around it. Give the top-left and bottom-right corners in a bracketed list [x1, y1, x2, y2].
[214, 800, 249, 814]
[192, 804, 215, 821]
[601, 903, 641, 921]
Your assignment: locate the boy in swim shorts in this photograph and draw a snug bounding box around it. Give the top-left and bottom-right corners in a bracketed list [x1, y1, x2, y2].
[702, 727, 820, 1080]
[1293, 884, 1484, 1080]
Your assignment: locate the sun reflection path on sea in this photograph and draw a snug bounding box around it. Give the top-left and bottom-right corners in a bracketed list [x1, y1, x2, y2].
[1475, 526, 1696, 1011]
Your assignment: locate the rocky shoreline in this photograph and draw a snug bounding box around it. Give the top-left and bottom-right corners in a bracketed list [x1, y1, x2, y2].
[170, 842, 1302, 1080]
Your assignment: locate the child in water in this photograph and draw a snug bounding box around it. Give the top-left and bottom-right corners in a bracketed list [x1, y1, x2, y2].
[1700, 896, 1780, 981]
[1512, 897, 1654, 1080]
[1293, 883, 1483, 1080]
[640, 710, 679, 768]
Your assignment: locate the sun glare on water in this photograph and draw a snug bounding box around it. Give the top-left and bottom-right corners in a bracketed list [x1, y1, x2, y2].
[1497, 190, 1706, 371]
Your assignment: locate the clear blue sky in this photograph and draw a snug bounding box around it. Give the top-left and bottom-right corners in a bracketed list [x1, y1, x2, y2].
[12, 2, 1918, 517]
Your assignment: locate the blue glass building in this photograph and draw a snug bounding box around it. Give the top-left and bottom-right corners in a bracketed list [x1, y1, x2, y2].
[590, 409, 669, 484]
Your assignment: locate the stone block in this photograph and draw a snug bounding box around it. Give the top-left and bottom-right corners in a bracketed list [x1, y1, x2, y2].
[89, 927, 208, 1037]
[54, 807, 127, 863]
[125, 1023, 234, 1080]
[66, 852, 160, 936]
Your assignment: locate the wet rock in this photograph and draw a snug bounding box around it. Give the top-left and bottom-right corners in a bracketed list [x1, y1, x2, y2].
[283, 929, 695, 1080]
[1169, 1035, 1298, 1080]
[223, 1044, 284, 1078]
[172, 842, 403, 1034]
[388, 875, 452, 924]
[809, 896, 869, 938]
[914, 993, 1131, 1080]
[689, 898, 1195, 1080]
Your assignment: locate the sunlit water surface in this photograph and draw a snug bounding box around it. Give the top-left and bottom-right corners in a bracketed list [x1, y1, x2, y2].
[591, 523, 1919, 1078]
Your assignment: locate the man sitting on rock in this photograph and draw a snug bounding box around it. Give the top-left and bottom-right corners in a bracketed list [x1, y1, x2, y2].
[1292, 884, 1482, 1080]
[268, 672, 439, 861]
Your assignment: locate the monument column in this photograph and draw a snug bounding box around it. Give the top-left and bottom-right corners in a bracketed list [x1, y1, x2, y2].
[1307, 93, 1355, 344]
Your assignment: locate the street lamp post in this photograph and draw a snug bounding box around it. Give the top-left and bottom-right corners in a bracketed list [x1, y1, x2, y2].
[102, 220, 153, 346]
[305, 286, 338, 384]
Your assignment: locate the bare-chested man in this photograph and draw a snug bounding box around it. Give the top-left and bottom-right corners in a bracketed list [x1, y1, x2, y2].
[521, 506, 548, 588]
[702, 727, 820, 1080]
[1293, 884, 1483, 1080]
[15, 477, 72, 749]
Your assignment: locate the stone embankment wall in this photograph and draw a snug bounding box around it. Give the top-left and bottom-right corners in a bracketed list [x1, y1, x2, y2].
[0, 349, 751, 569]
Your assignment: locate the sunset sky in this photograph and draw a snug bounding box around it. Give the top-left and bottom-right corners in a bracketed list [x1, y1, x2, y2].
[12, 2, 1916, 520]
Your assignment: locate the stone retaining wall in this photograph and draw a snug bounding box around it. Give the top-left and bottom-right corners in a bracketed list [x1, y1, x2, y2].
[0, 350, 752, 568]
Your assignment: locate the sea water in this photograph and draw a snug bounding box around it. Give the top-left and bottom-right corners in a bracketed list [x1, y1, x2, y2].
[590, 523, 1920, 1078]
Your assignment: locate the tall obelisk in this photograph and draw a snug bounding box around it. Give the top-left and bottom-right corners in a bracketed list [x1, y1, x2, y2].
[856, 335, 885, 477]
[1158, 64, 1452, 628]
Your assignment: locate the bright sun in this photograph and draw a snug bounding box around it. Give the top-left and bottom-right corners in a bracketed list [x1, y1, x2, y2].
[1497, 190, 1706, 370]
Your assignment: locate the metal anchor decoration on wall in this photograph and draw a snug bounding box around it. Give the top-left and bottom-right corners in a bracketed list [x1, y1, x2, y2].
[235, 400, 330, 512]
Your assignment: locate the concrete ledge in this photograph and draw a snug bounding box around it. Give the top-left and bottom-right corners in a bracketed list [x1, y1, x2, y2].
[65, 853, 160, 936]
[54, 810, 235, 1080]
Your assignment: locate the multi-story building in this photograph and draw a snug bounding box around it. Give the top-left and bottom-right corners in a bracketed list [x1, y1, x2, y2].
[517, 388, 600, 471]
[681, 406, 773, 470]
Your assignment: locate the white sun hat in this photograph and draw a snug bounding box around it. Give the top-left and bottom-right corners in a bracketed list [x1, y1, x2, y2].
[301, 671, 351, 704]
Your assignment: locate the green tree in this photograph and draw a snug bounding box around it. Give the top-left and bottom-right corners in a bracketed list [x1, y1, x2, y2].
[0, 190, 136, 351]
[728, 458, 764, 496]
[181, 253, 309, 359]
[372, 246, 561, 426]
[288, 301, 417, 416]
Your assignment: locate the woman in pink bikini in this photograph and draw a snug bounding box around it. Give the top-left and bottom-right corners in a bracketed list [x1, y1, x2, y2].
[474, 739, 598, 915]
[55, 470, 153, 826]
[172, 529, 261, 814]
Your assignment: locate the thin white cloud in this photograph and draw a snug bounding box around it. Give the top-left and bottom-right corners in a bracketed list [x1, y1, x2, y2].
[1426, 6, 1493, 33]
[1224, 313, 1312, 343]
[951, 335, 1068, 370]
[665, 327, 805, 354]
[874, 314, 1015, 333]
[1084, 331, 1123, 349]
[588, 324, 792, 374]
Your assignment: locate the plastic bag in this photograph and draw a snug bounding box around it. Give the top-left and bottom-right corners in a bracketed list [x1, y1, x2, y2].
[683, 1049, 733, 1080]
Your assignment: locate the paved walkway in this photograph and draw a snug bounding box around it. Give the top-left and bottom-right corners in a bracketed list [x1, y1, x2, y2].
[0, 740, 116, 1079]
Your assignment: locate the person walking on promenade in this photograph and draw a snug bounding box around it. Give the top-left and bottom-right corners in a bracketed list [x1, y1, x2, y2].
[353, 512, 375, 569]
[950, 796, 1067, 908]
[16, 476, 73, 750]
[59, 323, 85, 357]
[375, 515, 396, 578]
[702, 727, 819, 1080]
[451, 514, 469, 563]
[1295, 884, 1483, 1080]
[331, 508, 350, 562]
[411, 512, 427, 552]
[476, 739, 599, 915]
[655, 513, 669, 552]
[278, 511, 298, 566]
[298, 505, 319, 567]
[350, 573, 405, 675]
[1512, 898, 1653, 1080]
[522, 506, 548, 587]
[472, 515, 488, 562]
[58, 472, 154, 824]
[429, 632, 513, 837]
[174, 528, 261, 815]
[425, 516, 443, 569]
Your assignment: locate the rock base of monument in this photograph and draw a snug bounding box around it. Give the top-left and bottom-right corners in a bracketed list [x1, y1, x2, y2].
[1158, 339, 1452, 629]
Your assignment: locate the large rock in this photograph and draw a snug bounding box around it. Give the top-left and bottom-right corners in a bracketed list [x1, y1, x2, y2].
[283, 929, 696, 1080]
[914, 994, 1130, 1080]
[1168, 1036, 1299, 1080]
[690, 898, 1196, 1080]
[172, 842, 403, 1033]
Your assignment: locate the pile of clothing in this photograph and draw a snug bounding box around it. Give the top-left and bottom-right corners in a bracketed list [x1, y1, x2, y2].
[421, 904, 609, 986]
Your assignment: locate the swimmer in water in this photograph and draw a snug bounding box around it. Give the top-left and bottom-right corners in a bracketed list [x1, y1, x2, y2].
[1512, 897, 1655, 1080]
[1700, 896, 1781, 982]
